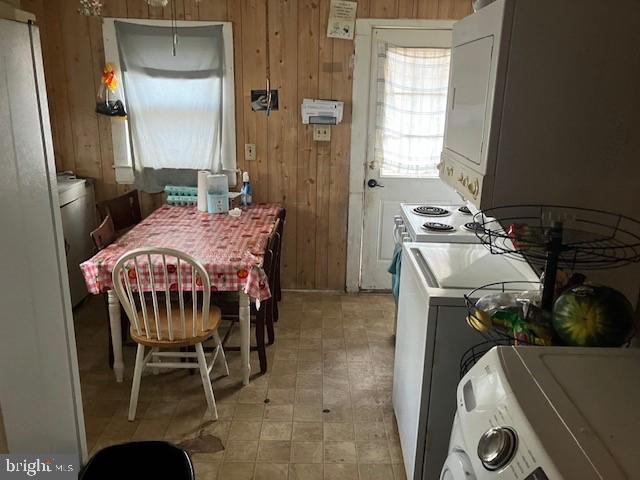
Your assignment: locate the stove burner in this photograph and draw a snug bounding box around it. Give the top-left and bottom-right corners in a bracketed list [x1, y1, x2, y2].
[413, 206, 450, 217]
[422, 222, 455, 232]
[458, 205, 472, 215]
[463, 222, 484, 233]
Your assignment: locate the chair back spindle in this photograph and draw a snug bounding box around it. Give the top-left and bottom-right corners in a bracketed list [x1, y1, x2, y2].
[112, 247, 211, 343]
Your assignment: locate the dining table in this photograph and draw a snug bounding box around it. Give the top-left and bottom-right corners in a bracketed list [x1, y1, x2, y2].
[80, 202, 282, 386]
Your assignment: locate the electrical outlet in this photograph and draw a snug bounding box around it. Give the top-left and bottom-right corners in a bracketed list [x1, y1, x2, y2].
[313, 125, 331, 142]
[245, 143, 256, 161]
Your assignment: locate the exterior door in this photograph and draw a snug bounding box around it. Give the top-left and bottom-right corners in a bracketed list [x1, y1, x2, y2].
[360, 28, 459, 290]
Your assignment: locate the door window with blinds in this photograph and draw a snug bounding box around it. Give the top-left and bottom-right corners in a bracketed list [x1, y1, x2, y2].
[374, 41, 451, 178]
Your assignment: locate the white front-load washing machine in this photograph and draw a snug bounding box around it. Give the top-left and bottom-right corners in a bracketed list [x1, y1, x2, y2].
[440, 414, 475, 480]
[441, 346, 640, 479]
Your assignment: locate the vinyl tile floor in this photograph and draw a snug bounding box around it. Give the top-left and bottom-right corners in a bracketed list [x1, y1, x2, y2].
[24, 291, 407, 480]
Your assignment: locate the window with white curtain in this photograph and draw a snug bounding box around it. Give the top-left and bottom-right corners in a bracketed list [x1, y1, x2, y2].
[374, 44, 451, 178]
[103, 19, 235, 191]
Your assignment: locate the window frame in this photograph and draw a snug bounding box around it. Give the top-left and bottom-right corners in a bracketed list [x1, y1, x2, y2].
[101, 18, 236, 184]
[370, 28, 453, 180]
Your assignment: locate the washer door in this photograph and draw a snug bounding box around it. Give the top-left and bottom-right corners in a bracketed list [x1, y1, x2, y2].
[440, 450, 476, 480]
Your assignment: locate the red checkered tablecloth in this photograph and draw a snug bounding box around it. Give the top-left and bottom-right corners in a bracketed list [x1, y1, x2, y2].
[80, 203, 282, 300]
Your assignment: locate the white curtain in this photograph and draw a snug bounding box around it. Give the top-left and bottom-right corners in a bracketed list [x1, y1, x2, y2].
[116, 22, 234, 192]
[375, 42, 451, 178]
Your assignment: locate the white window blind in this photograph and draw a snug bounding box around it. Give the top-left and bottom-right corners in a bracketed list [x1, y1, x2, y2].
[374, 43, 451, 178]
[115, 21, 235, 191]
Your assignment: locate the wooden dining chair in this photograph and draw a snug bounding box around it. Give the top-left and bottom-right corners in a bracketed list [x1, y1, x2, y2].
[112, 247, 228, 421]
[264, 221, 282, 345]
[90, 215, 116, 251]
[216, 219, 280, 374]
[97, 190, 142, 233]
[272, 209, 286, 324]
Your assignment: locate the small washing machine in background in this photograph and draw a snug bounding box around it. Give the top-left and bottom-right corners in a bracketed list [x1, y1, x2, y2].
[442, 346, 640, 479]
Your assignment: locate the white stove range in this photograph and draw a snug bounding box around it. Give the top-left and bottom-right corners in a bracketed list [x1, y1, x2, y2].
[396, 203, 482, 243]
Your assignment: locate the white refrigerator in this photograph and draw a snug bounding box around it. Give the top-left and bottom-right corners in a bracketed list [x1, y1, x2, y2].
[0, 14, 86, 461]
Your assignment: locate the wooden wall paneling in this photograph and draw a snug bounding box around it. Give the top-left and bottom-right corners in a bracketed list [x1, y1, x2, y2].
[39, 0, 72, 173]
[454, 0, 473, 18]
[280, 6, 300, 289]
[255, 0, 269, 202]
[160, 0, 172, 20]
[417, 0, 439, 18]
[103, 0, 128, 20]
[183, 0, 198, 20]
[295, 0, 320, 288]
[398, 0, 418, 17]
[327, 37, 352, 289]
[371, 0, 399, 18]
[239, 0, 257, 186]
[314, 0, 333, 289]
[125, 0, 149, 18]
[266, 0, 284, 206]
[437, 0, 455, 18]
[59, 0, 103, 181]
[29, 0, 77, 173]
[150, 0, 184, 20]
[356, 0, 372, 17]
[147, 3, 164, 19]
[268, 0, 298, 288]
[197, 0, 227, 21]
[241, 0, 268, 201]
[226, 0, 246, 183]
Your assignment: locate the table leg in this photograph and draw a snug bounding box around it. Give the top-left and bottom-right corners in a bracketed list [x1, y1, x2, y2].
[107, 290, 124, 383]
[239, 290, 251, 385]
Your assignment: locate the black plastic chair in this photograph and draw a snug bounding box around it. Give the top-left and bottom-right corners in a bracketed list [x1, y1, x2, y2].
[79, 442, 194, 480]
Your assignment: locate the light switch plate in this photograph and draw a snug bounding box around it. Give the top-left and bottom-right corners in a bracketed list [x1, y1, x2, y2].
[245, 143, 256, 161]
[313, 125, 331, 142]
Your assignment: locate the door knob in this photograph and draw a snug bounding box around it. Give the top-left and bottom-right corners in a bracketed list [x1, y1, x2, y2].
[367, 179, 384, 188]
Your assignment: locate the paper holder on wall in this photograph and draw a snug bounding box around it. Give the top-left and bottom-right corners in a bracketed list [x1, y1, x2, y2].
[301, 99, 344, 125]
